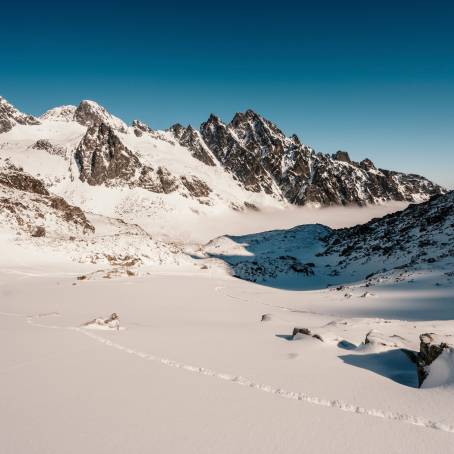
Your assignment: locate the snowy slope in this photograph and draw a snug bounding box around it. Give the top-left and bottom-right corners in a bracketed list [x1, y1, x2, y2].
[0, 96, 444, 225]
[0, 99, 285, 242]
[201, 191, 454, 289]
[0, 159, 193, 270]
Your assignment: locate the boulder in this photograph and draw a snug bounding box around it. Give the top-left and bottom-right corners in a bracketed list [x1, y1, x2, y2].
[416, 333, 454, 387]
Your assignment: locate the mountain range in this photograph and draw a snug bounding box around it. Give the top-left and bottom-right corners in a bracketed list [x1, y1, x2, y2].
[0, 96, 444, 218]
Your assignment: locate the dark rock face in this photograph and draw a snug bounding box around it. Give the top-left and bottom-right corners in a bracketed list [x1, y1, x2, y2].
[0, 164, 49, 195]
[321, 191, 454, 272]
[0, 162, 94, 234]
[180, 176, 211, 198]
[0, 96, 40, 133]
[132, 120, 153, 137]
[31, 226, 46, 237]
[75, 123, 179, 194]
[200, 114, 277, 194]
[332, 150, 351, 163]
[32, 139, 66, 157]
[416, 333, 454, 387]
[75, 123, 141, 186]
[170, 124, 217, 166]
[169, 109, 445, 206]
[292, 327, 312, 337]
[74, 100, 127, 132]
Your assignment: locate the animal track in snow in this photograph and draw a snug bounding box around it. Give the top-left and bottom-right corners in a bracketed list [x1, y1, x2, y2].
[75, 327, 454, 435]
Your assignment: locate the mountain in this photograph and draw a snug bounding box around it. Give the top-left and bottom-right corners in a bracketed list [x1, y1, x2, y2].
[193, 109, 443, 206]
[0, 96, 40, 133]
[201, 191, 454, 288]
[0, 96, 445, 235]
[0, 158, 94, 237]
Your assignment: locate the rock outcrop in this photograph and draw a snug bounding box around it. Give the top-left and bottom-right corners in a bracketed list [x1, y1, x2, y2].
[170, 123, 217, 166]
[0, 96, 40, 133]
[74, 100, 128, 132]
[416, 333, 454, 387]
[0, 160, 94, 236]
[75, 123, 180, 193]
[75, 123, 142, 186]
[171, 109, 444, 206]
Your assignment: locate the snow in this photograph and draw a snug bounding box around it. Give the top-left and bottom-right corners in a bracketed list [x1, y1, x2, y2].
[1, 100, 453, 453]
[1, 267, 454, 454]
[422, 349, 454, 388]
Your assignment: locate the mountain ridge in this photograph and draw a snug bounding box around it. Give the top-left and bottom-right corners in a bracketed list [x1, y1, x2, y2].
[0, 96, 445, 210]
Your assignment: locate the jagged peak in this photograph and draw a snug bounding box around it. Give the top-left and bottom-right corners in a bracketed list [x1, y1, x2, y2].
[74, 100, 127, 132]
[205, 113, 223, 125]
[230, 109, 263, 126]
[132, 119, 153, 132]
[0, 96, 40, 133]
[332, 150, 351, 163]
[360, 158, 376, 171]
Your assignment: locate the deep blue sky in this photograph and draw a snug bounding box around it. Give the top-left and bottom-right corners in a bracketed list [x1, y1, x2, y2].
[1, 0, 453, 187]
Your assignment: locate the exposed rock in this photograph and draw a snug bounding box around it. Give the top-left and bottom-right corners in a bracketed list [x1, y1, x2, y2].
[31, 226, 46, 237]
[180, 176, 211, 198]
[0, 96, 40, 133]
[332, 150, 351, 163]
[292, 327, 312, 337]
[132, 119, 153, 137]
[75, 123, 142, 186]
[31, 139, 66, 157]
[261, 314, 273, 322]
[170, 123, 217, 166]
[0, 163, 49, 195]
[75, 123, 181, 194]
[244, 201, 259, 211]
[364, 329, 406, 348]
[0, 161, 94, 236]
[359, 158, 376, 171]
[322, 191, 454, 272]
[74, 100, 127, 132]
[195, 109, 444, 206]
[416, 333, 454, 387]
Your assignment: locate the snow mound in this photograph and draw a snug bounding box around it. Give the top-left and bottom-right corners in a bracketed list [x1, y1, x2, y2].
[422, 349, 454, 388]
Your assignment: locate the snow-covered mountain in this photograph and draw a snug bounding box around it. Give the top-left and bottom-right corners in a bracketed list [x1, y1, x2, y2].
[0, 97, 444, 217]
[173, 109, 444, 205]
[201, 191, 454, 288]
[0, 96, 40, 133]
[0, 157, 193, 269]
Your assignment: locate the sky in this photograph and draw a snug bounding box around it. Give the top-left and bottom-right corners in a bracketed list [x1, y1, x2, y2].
[1, 0, 453, 188]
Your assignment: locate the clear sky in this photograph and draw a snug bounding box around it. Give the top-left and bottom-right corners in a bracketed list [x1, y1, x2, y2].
[1, 0, 453, 188]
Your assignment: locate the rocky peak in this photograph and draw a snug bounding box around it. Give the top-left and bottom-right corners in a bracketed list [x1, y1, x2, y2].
[228, 109, 288, 148]
[75, 123, 140, 186]
[169, 123, 217, 166]
[360, 158, 376, 171]
[40, 105, 77, 122]
[332, 150, 352, 163]
[0, 96, 40, 133]
[74, 123, 180, 194]
[169, 123, 185, 139]
[200, 113, 278, 194]
[132, 120, 153, 137]
[74, 100, 128, 133]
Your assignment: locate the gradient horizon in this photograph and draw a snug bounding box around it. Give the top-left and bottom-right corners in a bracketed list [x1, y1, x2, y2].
[1, 0, 453, 188]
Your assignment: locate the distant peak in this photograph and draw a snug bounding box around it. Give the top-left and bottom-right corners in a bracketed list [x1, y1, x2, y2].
[74, 99, 127, 132]
[40, 105, 77, 122]
[207, 113, 221, 123]
[0, 96, 40, 133]
[332, 150, 351, 163]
